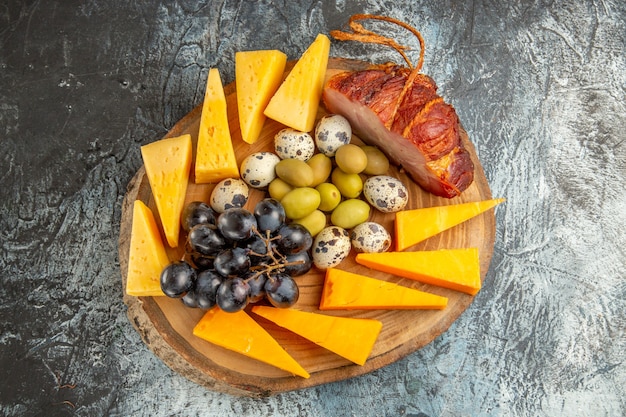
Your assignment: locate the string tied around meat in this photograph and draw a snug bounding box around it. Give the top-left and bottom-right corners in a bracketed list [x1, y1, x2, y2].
[330, 14, 427, 130]
[329, 14, 425, 72]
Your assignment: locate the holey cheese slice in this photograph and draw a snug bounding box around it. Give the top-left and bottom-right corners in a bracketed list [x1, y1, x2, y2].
[319, 268, 448, 310]
[193, 307, 310, 378]
[236, 50, 287, 144]
[395, 198, 506, 251]
[140, 134, 192, 247]
[126, 200, 170, 296]
[356, 248, 482, 295]
[264, 34, 330, 132]
[195, 68, 239, 183]
[252, 305, 382, 366]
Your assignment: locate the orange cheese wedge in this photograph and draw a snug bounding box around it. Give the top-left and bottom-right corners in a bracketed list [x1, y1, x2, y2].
[395, 198, 505, 251]
[140, 134, 192, 247]
[125, 200, 170, 296]
[235, 50, 287, 144]
[252, 305, 382, 366]
[193, 307, 309, 378]
[356, 248, 482, 295]
[264, 34, 330, 132]
[195, 68, 240, 183]
[319, 268, 448, 310]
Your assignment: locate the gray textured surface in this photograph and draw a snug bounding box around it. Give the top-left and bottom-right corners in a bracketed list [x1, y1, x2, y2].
[1, 1, 624, 416]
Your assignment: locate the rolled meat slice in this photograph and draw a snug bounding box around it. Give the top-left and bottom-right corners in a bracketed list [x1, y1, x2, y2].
[323, 64, 474, 199]
[323, 14, 474, 198]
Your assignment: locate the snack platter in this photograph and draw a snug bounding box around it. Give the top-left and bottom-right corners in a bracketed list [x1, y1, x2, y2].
[118, 58, 497, 397]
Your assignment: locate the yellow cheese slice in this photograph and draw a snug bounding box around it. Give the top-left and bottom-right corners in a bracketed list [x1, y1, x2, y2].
[356, 248, 482, 295]
[193, 307, 310, 378]
[140, 134, 192, 247]
[264, 34, 330, 132]
[236, 50, 287, 144]
[252, 305, 382, 366]
[395, 198, 505, 251]
[195, 68, 240, 183]
[126, 200, 170, 296]
[319, 268, 448, 310]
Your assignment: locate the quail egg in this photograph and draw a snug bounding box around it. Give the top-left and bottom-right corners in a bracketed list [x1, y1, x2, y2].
[363, 175, 409, 213]
[314, 114, 351, 157]
[350, 222, 392, 253]
[274, 128, 315, 161]
[240, 152, 280, 188]
[311, 226, 351, 269]
[210, 178, 249, 213]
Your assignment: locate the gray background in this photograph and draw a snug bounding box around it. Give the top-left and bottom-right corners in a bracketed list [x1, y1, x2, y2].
[1, 1, 624, 416]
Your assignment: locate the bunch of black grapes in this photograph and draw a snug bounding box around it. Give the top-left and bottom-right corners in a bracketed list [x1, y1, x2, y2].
[160, 198, 313, 313]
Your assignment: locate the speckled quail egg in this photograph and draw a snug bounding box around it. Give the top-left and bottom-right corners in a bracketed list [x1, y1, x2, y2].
[314, 114, 352, 157]
[311, 226, 351, 269]
[363, 175, 409, 213]
[240, 152, 280, 188]
[350, 222, 392, 253]
[274, 128, 315, 161]
[209, 178, 249, 213]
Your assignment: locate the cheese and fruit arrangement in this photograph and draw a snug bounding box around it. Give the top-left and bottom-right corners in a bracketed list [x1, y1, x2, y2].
[122, 15, 504, 382]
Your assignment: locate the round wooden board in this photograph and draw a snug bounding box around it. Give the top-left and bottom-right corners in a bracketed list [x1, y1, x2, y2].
[119, 58, 496, 397]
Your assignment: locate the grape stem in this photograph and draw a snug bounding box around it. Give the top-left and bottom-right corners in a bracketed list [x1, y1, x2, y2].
[242, 227, 305, 283]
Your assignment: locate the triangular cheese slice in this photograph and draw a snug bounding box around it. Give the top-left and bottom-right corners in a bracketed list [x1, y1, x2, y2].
[126, 200, 170, 296]
[252, 305, 382, 366]
[140, 134, 192, 247]
[356, 249, 481, 295]
[193, 308, 310, 378]
[195, 68, 240, 183]
[395, 198, 505, 251]
[264, 34, 330, 132]
[319, 268, 448, 310]
[236, 50, 287, 144]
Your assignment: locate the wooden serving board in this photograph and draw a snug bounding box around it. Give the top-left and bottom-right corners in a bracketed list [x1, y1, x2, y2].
[118, 58, 496, 397]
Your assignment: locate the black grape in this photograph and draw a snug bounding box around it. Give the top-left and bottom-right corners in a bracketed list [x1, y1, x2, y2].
[254, 198, 286, 234]
[160, 261, 196, 298]
[264, 273, 299, 308]
[217, 208, 258, 241]
[275, 223, 313, 255]
[216, 277, 250, 313]
[214, 247, 251, 277]
[283, 251, 313, 276]
[194, 270, 225, 310]
[181, 201, 216, 232]
[244, 272, 267, 304]
[187, 224, 225, 255]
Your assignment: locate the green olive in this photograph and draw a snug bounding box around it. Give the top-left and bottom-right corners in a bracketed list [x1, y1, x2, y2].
[280, 187, 321, 220]
[268, 178, 294, 201]
[335, 144, 368, 174]
[330, 199, 370, 229]
[306, 153, 332, 186]
[292, 209, 327, 237]
[315, 182, 342, 212]
[361, 145, 390, 175]
[275, 158, 314, 187]
[331, 167, 363, 198]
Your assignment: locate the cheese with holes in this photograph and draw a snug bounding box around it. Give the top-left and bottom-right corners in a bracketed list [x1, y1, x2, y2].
[264, 34, 330, 132]
[140, 134, 192, 247]
[193, 307, 310, 378]
[395, 198, 505, 251]
[236, 50, 287, 144]
[126, 200, 170, 296]
[195, 68, 239, 183]
[356, 248, 482, 295]
[319, 268, 448, 310]
[252, 305, 382, 366]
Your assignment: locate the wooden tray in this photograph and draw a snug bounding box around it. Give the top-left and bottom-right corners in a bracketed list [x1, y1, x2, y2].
[118, 58, 496, 397]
